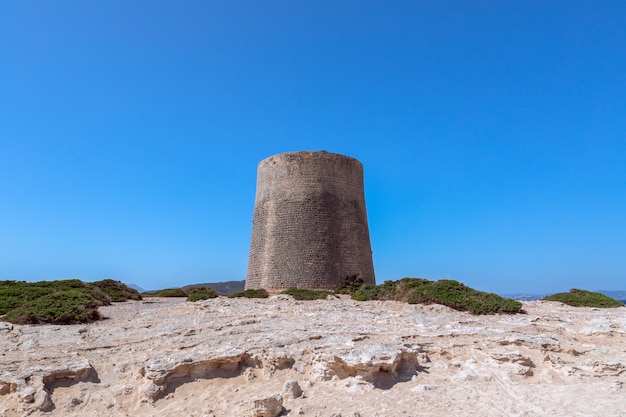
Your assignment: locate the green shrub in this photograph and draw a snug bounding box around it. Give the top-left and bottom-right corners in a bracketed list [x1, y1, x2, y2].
[0, 279, 141, 324]
[89, 279, 142, 301]
[281, 288, 329, 300]
[351, 280, 399, 301]
[151, 288, 188, 297]
[5, 289, 104, 325]
[542, 289, 624, 308]
[335, 275, 366, 295]
[32, 279, 86, 290]
[0, 284, 53, 314]
[351, 278, 523, 315]
[229, 289, 269, 299]
[186, 287, 219, 302]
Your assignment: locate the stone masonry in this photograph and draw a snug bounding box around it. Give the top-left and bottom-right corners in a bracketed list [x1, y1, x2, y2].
[245, 151, 375, 291]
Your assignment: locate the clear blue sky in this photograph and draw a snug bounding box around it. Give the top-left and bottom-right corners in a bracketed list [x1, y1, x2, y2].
[1, 1, 625, 294]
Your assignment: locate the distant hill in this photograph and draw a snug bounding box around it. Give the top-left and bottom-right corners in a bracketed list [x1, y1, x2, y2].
[127, 284, 146, 293]
[596, 290, 626, 302]
[502, 290, 626, 303]
[182, 280, 245, 295]
[500, 294, 547, 301]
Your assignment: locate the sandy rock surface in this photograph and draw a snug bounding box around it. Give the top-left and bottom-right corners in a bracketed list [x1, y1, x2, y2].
[2, 296, 625, 416]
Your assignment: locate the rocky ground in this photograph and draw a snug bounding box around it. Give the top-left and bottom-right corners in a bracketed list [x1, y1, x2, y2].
[1, 296, 625, 417]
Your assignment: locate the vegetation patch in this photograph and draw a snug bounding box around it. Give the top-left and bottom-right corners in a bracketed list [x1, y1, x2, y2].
[229, 289, 269, 299]
[186, 287, 219, 302]
[334, 275, 366, 295]
[350, 279, 399, 301]
[281, 288, 330, 300]
[151, 288, 188, 297]
[88, 279, 142, 302]
[0, 279, 140, 325]
[182, 280, 244, 296]
[345, 277, 523, 315]
[542, 289, 624, 308]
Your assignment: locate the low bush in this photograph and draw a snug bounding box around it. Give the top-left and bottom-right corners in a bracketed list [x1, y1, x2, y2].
[0, 285, 53, 314]
[89, 279, 142, 302]
[5, 289, 103, 325]
[229, 289, 269, 299]
[186, 287, 219, 302]
[335, 275, 366, 295]
[0, 279, 141, 325]
[350, 277, 522, 315]
[542, 289, 624, 308]
[351, 280, 399, 301]
[151, 288, 188, 297]
[281, 288, 329, 300]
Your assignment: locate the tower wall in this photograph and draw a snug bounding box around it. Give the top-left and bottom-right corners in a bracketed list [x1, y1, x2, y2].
[245, 151, 375, 291]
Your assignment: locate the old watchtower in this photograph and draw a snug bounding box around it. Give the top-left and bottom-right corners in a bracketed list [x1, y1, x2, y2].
[245, 151, 375, 291]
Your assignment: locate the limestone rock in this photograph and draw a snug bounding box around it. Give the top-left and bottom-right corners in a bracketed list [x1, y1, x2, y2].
[0, 297, 624, 416]
[248, 394, 283, 417]
[281, 379, 303, 398]
[315, 345, 422, 388]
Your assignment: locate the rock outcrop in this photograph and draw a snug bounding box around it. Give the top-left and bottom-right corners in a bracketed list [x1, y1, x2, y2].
[1, 296, 625, 416]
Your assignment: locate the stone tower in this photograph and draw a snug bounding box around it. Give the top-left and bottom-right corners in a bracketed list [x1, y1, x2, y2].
[245, 151, 375, 291]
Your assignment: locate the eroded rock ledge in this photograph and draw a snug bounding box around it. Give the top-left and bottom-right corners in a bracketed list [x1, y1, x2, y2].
[2, 297, 625, 416]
